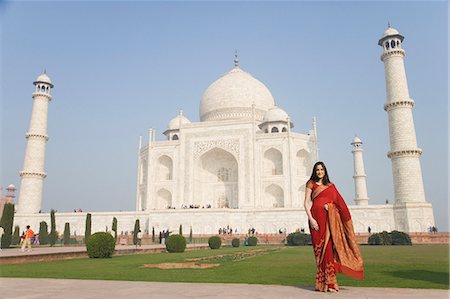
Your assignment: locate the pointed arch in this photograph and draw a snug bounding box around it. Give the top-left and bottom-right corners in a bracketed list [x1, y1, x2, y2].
[296, 149, 311, 177]
[298, 184, 306, 208]
[156, 188, 172, 209]
[195, 147, 238, 209]
[265, 184, 284, 208]
[157, 155, 173, 181]
[264, 148, 283, 175]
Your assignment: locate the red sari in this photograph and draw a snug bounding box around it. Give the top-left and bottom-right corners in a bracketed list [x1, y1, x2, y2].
[307, 180, 364, 292]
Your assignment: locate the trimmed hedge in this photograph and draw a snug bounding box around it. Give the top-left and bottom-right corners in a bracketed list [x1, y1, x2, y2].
[231, 238, 240, 247]
[286, 232, 311, 246]
[86, 232, 116, 258]
[390, 230, 412, 245]
[165, 234, 186, 253]
[247, 236, 258, 246]
[208, 236, 222, 249]
[368, 230, 411, 245]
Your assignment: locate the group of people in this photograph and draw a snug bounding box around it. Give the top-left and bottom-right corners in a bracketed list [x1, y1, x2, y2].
[159, 230, 170, 244]
[179, 204, 212, 209]
[218, 226, 236, 235]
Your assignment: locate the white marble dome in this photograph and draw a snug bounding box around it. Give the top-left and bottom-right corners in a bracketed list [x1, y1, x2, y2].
[167, 112, 191, 130]
[352, 136, 362, 144]
[263, 106, 289, 123]
[382, 27, 400, 38]
[34, 73, 53, 86]
[200, 67, 275, 122]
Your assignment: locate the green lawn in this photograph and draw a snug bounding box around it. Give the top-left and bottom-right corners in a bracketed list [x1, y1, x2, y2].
[1, 245, 448, 289]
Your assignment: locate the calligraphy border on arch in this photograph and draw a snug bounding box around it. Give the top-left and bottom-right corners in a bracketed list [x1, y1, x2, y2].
[194, 139, 240, 160]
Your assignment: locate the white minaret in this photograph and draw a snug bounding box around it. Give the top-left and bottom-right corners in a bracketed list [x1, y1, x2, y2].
[351, 136, 369, 205]
[17, 72, 54, 214]
[379, 26, 426, 204]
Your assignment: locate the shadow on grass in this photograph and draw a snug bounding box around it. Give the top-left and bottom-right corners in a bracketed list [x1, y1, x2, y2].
[387, 270, 449, 287]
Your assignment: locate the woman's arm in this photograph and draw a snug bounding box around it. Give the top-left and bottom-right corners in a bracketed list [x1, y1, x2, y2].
[304, 186, 319, 230]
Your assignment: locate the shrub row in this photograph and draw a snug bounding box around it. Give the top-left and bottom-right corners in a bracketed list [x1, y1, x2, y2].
[286, 232, 311, 246]
[368, 230, 412, 245]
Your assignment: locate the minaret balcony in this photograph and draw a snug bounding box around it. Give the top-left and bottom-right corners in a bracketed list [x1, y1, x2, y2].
[384, 99, 415, 111]
[32, 92, 52, 101]
[380, 49, 405, 61]
[387, 149, 422, 159]
[26, 133, 49, 141]
[19, 171, 47, 178]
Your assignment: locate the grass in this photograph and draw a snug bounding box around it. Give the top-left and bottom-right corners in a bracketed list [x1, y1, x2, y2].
[0, 245, 448, 289]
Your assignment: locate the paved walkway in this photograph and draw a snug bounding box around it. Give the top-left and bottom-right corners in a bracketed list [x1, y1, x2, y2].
[0, 278, 448, 299]
[1, 246, 449, 298]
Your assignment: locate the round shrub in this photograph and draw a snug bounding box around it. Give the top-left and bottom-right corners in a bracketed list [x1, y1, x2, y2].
[165, 234, 186, 253]
[287, 232, 311, 246]
[368, 233, 382, 245]
[208, 236, 222, 249]
[86, 232, 115, 258]
[247, 236, 258, 246]
[231, 238, 240, 247]
[390, 230, 412, 245]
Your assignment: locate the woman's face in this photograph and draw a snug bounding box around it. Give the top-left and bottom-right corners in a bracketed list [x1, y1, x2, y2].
[315, 164, 325, 179]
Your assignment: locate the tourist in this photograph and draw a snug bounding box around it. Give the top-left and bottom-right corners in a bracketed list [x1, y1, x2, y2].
[21, 225, 34, 252]
[137, 230, 143, 247]
[304, 161, 364, 292]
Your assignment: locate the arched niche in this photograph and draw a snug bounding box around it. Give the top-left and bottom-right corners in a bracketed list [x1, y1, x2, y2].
[264, 148, 283, 176]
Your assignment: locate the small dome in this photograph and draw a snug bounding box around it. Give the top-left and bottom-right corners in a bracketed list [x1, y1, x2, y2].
[382, 27, 400, 38]
[200, 67, 276, 122]
[167, 112, 191, 131]
[263, 106, 289, 123]
[34, 72, 53, 87]
[6, 184, 16, 190]
[352, 136, 362, 144]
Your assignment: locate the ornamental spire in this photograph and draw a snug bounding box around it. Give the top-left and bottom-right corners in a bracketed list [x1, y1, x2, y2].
[234, 50, 239, 67]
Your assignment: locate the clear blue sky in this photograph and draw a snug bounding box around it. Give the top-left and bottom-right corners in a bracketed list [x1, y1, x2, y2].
[1, 1, 448, 230]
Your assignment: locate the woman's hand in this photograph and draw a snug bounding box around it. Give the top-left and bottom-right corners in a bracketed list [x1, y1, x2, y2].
[324, 204, 329, 211]
[309, 218, 319, 231]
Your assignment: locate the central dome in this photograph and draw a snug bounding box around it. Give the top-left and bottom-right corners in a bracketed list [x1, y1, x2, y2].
[200, 67, 275, 122]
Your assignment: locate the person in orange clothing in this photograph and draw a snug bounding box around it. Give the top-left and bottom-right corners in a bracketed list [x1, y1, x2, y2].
[21, 225, 34, 252]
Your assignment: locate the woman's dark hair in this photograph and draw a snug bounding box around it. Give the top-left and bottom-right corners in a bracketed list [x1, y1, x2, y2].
[309, 161, 331, 185]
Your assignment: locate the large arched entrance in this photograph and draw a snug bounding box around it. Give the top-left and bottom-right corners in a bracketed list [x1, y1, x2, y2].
[195, 147, 238, 208]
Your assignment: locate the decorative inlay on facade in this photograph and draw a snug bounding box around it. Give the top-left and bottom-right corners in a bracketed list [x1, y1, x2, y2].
[387, 149, 422, 159]
[202, 107, 265, 122]
[19, 171, 47, 178]
[380, 49, 405, 61]
[384, 99, 415, 111]
[194, 139, 240, 159]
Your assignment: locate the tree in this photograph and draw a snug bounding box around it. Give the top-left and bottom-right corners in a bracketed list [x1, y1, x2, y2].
[63, 222, 70, 245]
[39, 221, 49, 245]
[49, 209, 57, 246]
[85, 213, 92, 242]
[133, 219, 140, 246]
[112, 217, 118, 241]
[0, 203, 14, 249]
[179, 224, 183, 236]
[11, 225, 20, 246]
[189, 226, 193, 243]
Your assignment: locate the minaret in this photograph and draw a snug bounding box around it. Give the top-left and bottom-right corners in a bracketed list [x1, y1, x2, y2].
[17, 72, 54, 214]
[351, 136, 369, 205]
[378, 26, 426, 204]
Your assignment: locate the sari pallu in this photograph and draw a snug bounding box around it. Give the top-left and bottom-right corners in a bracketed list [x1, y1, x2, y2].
[309, 182, 364, 292]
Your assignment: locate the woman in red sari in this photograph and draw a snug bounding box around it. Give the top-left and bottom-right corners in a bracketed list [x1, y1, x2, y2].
[304, 161, 364, 292]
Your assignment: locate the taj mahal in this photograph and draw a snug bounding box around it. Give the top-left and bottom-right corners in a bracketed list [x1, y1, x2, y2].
[12, 26, 435, 235]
